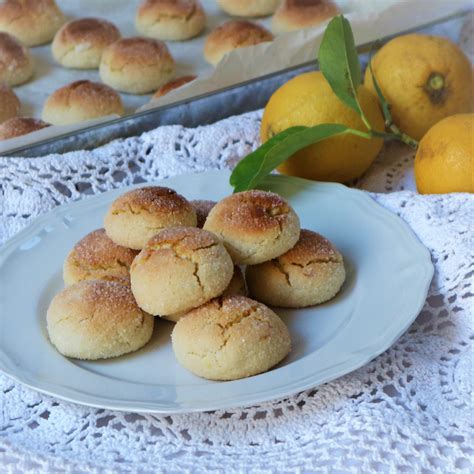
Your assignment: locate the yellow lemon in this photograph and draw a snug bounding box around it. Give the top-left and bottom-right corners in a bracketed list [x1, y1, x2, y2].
[365, 34, 473, 141]
[414, 114, 473, 194]
[261, 71, 384, 183]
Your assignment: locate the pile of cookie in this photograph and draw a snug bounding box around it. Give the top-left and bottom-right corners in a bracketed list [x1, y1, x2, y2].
[0, 0, 341, 140]
[47, 186, 345, 381]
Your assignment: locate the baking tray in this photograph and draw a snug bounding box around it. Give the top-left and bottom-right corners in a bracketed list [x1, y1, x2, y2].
[2, 9, 470, 158]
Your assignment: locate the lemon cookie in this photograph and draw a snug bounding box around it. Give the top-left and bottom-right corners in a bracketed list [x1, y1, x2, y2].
[47, 279, 154, 360]
[130, 227, 233, 316]
[171, 295, 291, 380]
[52, 18, 121, 69]
[163, 265, 247, 323]
[100, 37, 175, 94]
[63, 229, 138, 286]
[203, 190, 300, 265]
[104, 186, 197, 250]
[204, 20, 273, 66]
[246, 229, 345, 307]
[136, 0, 206, 41]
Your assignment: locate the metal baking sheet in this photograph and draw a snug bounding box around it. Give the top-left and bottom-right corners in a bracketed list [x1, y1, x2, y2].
[2, 8, 470, 158]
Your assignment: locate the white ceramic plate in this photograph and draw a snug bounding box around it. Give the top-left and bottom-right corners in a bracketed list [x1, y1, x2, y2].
[0, 171, 433, 413]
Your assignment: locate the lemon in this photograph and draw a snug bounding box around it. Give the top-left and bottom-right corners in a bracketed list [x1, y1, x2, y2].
[414, 114, 473, 194]
[365, 34, 473, 141]
[261, 71, 384, 183]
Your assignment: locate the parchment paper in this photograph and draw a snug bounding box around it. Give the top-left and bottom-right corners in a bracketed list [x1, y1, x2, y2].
[1, 0, 470, 154]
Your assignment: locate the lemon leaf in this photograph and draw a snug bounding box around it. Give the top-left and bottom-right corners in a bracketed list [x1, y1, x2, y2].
[230, 124, 350, 192]
[318, 15, 367, 124]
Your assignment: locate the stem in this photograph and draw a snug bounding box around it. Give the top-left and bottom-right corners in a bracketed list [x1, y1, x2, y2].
[346, 126, 419, 149]
[346, 129, 373, 140]
[387, 123, 419, 149]
[360, 113, 372, 132]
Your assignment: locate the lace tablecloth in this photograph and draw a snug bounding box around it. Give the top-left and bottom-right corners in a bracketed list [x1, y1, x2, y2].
[1, 17, 473, 473]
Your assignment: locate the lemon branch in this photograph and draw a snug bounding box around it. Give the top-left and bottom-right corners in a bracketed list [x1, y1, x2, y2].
[229, 15, 420, 192]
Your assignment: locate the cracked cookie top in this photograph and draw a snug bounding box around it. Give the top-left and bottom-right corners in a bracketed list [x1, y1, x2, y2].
[52, 17, 121, 69]
[245, 229, 346, 308]
[42, 80, 124, 126]
[203, 190, 300, 265]
[131, 227, 234, 316]
[204, 20, 273, 66]
[101, 37, 174, 71]
[46, 279, 154, 360]
[110, 186, 193, 216]
[104, 186, 197, 250]
[63, 228, 138, 286]
[277, 229, 343, 266]
[137, 0, 201, 20]
[171, 295, 291, 380]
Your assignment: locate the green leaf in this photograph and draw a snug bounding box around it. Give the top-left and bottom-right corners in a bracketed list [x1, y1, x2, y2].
[318, 15, 367, 122]
[230, 124, 350, 192]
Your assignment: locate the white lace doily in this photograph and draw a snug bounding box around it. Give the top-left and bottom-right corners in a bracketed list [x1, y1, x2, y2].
[1, 17, 473, 473]
[1, 111, 473, 473]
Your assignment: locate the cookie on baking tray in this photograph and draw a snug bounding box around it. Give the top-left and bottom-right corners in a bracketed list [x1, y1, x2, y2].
[0, 0, 64, 47]
[52, 17, 121, 69]
[0, 117, 49, 140]
[272, 0, 340, 34]
[100, 37, 175, 94]
[0, 32, 33, 86]
[42, 80, 124, 125]
[136, 0, 206, 41]
[204, 20, 273, 66]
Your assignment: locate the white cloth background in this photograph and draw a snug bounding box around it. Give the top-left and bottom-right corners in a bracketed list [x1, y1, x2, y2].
[0, 15, 473, 474]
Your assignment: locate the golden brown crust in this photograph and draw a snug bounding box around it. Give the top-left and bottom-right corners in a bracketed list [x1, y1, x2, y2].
[57, 18, 120, 45]
[278, 229, 342, 265]
[111, 186, 193, 215]
[0, 83, 20, 123]
[203, 190, 300, 265]
[153, 75, 197, 99]
[131, 227, 234, 315]
[217, 0, 279, 17]
[47, 279, 154, 360]
[207, 190, 291, 234]
[272, 0, 340, 33]
[0, 0, 64, 46]
[63, 229, 139, 285]
[0, 32, 33, 86]
[52, 18, 121, 69]
[136, 226, 219, 261]
[138, 0, 200, 17]
[136, 0, 205, 41]
[100, 36, 175, 93]
[171, 295, 291, 380]
[0, 32, 27, 64]
[104, 186, 197, 250]
[246, 229, 345, 308]
[204, 20, 273, 65]
[190, 199, 216, 228]
[0, 117, 49, 140]
[42, 80, 124, 125]
[102, 37, 173, 71]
